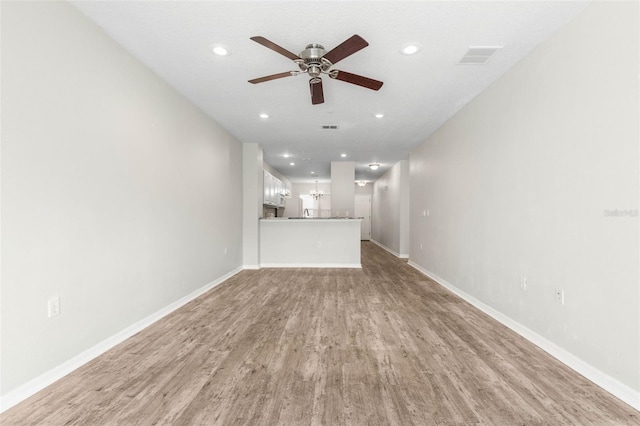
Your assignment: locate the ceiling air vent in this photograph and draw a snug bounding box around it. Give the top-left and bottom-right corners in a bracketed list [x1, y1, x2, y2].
[321, 124, 339, 130]
[457, 46, 503, 65]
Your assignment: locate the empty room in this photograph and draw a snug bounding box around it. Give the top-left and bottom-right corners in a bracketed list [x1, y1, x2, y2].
[1, 0, 638, 424]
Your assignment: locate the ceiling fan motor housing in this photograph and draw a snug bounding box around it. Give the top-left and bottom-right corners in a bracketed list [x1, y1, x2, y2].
[301, 43, 326, 60]
[299, 43, 332, 77]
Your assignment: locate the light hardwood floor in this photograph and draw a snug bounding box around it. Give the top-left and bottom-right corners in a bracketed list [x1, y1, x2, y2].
[2, 242, 638, 425]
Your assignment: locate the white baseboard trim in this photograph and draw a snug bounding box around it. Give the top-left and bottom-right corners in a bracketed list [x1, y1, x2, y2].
[259, 263, 362, 269]
[407, 260, 640, 412]
[242, 264, 260, 270]
[370, 239, 409, 259]
[0, 266, 244, 414]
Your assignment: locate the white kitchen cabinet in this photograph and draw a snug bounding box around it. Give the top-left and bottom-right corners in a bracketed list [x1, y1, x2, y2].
[263, 170, 273, 205]
[269, 173, 276, 205]
[263, 170, 285, 207]
[275, 179, 284, 207]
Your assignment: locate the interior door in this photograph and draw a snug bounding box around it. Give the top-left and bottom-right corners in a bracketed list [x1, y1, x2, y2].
[354, 195, 371, 241]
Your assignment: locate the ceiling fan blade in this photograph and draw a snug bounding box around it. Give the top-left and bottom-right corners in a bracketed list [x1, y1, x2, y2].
[310, 78, 324, 105]
[332, 70, 384, 91]
[250, 36, 300, 61]
[248, 71, 295, 84]
[323, 35, 369, 65]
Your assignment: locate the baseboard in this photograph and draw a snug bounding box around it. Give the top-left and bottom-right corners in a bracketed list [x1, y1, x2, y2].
[370, 239, 409, 259]
[407, 260, 640, 412]
[242, 264, 260, 270]
[259, 263, 362, 269]
[0, 266, 244, 414]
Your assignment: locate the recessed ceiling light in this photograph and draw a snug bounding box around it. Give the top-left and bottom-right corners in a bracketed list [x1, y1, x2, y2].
[375, 113, 384, 118]
[289, 162, 295, 166]
[310, 171, 316, 175]
[212, 46, 229, 56]
[259, 113, 269, 119]
[341, 153, 347, 158]
[283, 153, 291, 158]
[401, 43, 421, 55]
[369, 163, 380, 171]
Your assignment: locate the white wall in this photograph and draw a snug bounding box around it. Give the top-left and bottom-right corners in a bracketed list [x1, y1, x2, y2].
[409, 0, 639, 400]
[1, 1, 243, 396]
[372, 161, 410, 257]
[331, 161, 355, 217]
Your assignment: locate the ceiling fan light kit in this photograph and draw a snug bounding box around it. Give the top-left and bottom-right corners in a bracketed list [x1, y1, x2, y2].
[248, 35, 384, 105]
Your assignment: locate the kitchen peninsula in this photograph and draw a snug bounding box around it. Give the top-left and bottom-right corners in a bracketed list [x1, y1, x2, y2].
[259, 217, 361, 268]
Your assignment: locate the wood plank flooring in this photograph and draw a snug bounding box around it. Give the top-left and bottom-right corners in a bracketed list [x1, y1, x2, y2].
[2, 242, 638, 425]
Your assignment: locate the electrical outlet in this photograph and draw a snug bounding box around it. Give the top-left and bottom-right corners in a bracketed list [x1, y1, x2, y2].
[554, 288, 564, 305]
[520, 276, 528, 291]
[48, 296, 60, 317]
[224, 247, 228, 255]
[422, 209, 427, 217]
[317, 241, 322, 248]
[419, 243, 423, 251]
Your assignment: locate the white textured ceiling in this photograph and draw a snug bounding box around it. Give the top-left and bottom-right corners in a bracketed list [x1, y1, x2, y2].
[71, 0, 589, 182]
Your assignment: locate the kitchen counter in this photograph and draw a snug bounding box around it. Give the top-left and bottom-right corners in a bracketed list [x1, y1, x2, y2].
[285, 217, 362, 220]
[259, 217, 361, 268]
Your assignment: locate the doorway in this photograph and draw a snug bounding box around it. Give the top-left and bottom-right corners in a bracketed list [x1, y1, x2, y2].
[354, 195, 371, 241]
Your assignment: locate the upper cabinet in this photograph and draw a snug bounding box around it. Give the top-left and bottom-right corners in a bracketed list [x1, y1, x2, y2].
[263, 170, 287, 208]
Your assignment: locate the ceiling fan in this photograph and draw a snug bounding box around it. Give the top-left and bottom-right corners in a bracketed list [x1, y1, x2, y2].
[248, 35, 384, 105]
